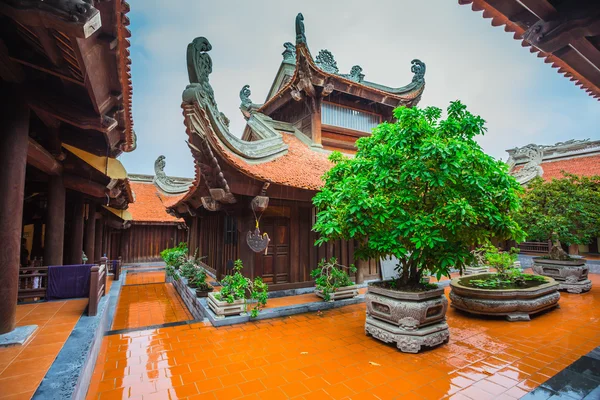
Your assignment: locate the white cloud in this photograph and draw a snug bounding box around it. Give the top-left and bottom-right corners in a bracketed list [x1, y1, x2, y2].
[120, 0, 600, 177]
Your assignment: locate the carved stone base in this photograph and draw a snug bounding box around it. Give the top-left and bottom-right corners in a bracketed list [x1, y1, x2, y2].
[559, 279, 592, 294]
[315, 285, 359, 301]
[532, 258, 592, 294]
[207, 292, 246, 318]
[464, 266, 489, 276]
[365, 315, 449, 353]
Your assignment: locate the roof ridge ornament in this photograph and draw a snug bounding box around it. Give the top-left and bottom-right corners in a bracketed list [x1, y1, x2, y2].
[296, 13, 306, 45]
[315, 50, 339, 74]
[153, 155, 192, 194]
[411, 60, 426, 84]
[240, 85, 252, 109]
[282, 42, 296, 64]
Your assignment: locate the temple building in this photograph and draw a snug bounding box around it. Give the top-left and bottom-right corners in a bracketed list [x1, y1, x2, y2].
[158, 14, 427, 288]
[0, 0, 134, 336]
[508, 138, 600, 254]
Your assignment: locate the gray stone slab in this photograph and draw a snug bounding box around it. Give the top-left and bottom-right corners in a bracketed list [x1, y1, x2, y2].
[33, 271, 124, 400]
[0, 324, 37, 347]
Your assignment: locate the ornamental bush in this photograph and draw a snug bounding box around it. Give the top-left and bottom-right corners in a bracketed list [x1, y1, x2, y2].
[516, 173, 600, 256]
[311, 258, 357, 301]
[215, 259, 268, 317]
[313, 101, 525, 286]
[160, 242, 188, 268]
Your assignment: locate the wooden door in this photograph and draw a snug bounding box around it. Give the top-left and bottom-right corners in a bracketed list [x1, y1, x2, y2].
[254, 217, 290, 284]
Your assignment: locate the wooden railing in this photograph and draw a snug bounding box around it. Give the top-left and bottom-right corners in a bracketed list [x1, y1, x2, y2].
[518, 241, 551, 253]
[97, 256, 122, 281]
[18, 266, 49, 302]
[88, 264, 107, 316]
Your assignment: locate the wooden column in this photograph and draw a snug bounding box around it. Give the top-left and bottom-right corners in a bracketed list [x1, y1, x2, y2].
[67, 193, 85, 264]
[0, 97, 29, 334]
[310, 97, 322, 146]
[44, 176, 65, 265]
[31, 219, 43, 259]
[356, 258, 369, 284]
[83, 203, 96, 262]
[94, 216, 103, 262]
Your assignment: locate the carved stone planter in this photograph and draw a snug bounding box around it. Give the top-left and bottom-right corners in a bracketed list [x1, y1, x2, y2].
[464, 265, 490, 276]
[207, 292, 246, 318]
[449, 273, 560, 321]
[365, 283, 449, 353]
[315, 285, 359, 301]
[532, 258, 592, 294]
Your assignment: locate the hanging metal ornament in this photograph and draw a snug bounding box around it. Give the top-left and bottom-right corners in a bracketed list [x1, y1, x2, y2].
[246, 194, 270, 254]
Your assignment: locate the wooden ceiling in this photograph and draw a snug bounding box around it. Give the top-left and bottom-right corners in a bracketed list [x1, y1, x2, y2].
[459, 0, 600, 100]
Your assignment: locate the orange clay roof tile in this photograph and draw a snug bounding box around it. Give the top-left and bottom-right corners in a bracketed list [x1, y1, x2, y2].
[216, 133, 333, 190]
[128, 181, 184, 223]
[539, 154, 600, 181]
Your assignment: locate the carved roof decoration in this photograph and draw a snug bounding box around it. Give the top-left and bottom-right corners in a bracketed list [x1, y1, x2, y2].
[506, 138, 600, 184]
[458, 0, 600, 100]
[259, 13, 426, 115]
[153, 155, 194, 195]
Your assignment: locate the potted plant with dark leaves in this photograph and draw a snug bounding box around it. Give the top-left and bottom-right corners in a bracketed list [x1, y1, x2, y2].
[313, 101, 525, 353]
[450, 244, 559, 321]
[516, 173, 599, 293]
[312, 258, 358, 301]
[191, 268, 213, 297]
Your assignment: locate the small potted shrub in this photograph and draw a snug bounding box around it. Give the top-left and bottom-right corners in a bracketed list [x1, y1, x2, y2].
[463, 247, 490, 275]
[312, 258, 358, 301]
[313, 102, 525, 352]
[516, 174, 598, 293]
[450, 244, 559, 321]
[208, 260, 268, 318]
[191, 268, 213, 297]
[179, 260, 197, 287]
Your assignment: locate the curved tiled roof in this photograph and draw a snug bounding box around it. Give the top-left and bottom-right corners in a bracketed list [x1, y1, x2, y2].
[128, 181, 183, 223]
[118, 1, 135, 151]
[539, 154, 600, 181]
[458, 0, 600, 100]
[215, 133, 332, 191]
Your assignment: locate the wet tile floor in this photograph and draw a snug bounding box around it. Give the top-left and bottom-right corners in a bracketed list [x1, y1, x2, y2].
[0, 298, 88, 399]
[111, 275, 192, 331]
[86, 272, 600, 400]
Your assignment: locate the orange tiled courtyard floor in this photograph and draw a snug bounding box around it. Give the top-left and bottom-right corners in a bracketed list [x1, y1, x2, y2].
[0, 298, 88, 399]
[86, 272, 600, 400]
[111, 273, 192, 331]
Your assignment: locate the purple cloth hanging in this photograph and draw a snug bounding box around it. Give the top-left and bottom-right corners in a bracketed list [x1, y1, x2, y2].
[47, 264, 94, 300]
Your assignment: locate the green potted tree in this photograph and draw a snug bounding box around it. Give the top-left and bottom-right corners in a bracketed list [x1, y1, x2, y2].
[517, 174, 599, 293]
[208, 260, 268, 318]
[450, 245, 559, 321]
[312, 258, 358, 301]
[313, 101, 525, 353]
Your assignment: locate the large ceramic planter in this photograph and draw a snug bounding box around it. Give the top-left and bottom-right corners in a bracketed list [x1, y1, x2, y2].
[532, 258, 592, 294]
[207, 292, 246, 318]
[365, 283, 449, 353]
[449, 273, 560, 321]
[315, 284, 359, 301]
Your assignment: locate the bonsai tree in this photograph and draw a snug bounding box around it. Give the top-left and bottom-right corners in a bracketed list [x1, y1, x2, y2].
[313, 101, 525, 286]
[516, 173, 600, 259]
[215, 260, 268, 317]
[190, 267, 212, 293]
[160, 242, 188, 268]
[311, 258, 357, 301]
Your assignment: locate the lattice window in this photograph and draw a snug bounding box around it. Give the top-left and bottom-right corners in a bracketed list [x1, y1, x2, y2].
[322, 102, 381, 133]
[224, 215, 237, 245]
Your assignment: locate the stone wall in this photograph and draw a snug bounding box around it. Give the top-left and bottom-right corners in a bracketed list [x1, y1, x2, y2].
[167, 274, 205, 320]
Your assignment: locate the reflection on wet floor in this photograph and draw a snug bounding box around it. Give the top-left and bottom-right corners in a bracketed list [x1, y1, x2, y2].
[86, 271, 600, 400]
[111, 271, 192, 331]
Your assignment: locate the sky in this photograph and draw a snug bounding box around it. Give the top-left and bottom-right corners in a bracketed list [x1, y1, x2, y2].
[120, 0, 600, 178]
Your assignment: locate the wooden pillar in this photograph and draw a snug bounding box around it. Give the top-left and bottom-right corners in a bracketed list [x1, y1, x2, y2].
[310, 97, 322, 146]
[83, 203, 96, 262]
[120, 228, 131, 263]
[94, 216, 103, 262]
[67, 193, 84, 264]
[31, 219, 43, 259]
[44, 175, 65, 265]
[0, 97, 29, 334]
[356, 258, 369, 284]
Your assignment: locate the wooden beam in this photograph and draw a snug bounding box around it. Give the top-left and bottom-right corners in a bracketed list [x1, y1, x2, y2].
[0, 40, 24, 83]
[517, 0, 557, 21]
[27, 137, 63, 176]
[9, 56, 85, 86]
[63, 174, 108, 198]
